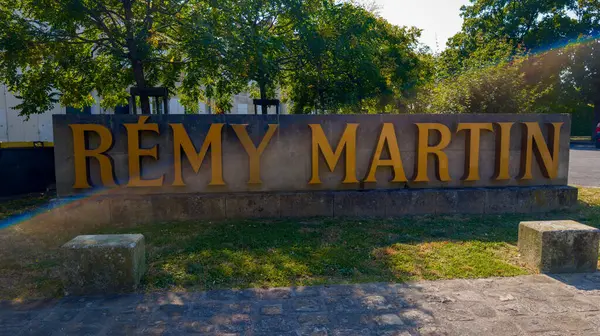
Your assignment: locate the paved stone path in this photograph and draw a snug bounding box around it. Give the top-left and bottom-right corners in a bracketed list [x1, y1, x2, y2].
[3, 273, 600, 336]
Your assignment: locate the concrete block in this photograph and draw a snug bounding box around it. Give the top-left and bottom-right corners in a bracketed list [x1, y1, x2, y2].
[409, 189, 439, 215]
[110, 196, 154, 226]
[226, 193, 280, 218]
[557, 186, 578, 210]
[454, 189, 486, 214]
[61, 234, 146, 295]
[187, 194, 227, 220]
[280, 192, 333, 217]
[52, 186, 579, 223]
[435, 189, 459, 214]
[485, 189, 518, 214]
[531, 187, 559, 213]
[64, 198, 111, 229]
[385, 190, 412, 217]
[151, 194, 190, 222]
[333, 191, 386, 217]
[518, 220, 600, 273]
[514, 188, 536, 213]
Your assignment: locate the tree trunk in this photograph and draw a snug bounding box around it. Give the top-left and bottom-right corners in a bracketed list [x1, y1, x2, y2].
[132, 60, 151, 114]
[123, 0, 151, 115]
[259, 81, 268, 115]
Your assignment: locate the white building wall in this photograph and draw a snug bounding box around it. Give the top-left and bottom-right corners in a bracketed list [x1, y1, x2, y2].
[169, 97, 185, 115]
[37, 108, 55, 141]
[0, 84, 287, 142]
[90, 91, 102, 115]
[0, 86, 8, 142]
[1, 85, 66, 142]
[236, 103, 248, 114]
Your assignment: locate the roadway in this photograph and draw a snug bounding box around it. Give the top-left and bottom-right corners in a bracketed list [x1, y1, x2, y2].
[570, 143, 600, 187]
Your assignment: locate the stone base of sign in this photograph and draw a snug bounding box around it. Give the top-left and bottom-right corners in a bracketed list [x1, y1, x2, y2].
[518, 220, 600, 274]
[51, 186, 577, 225]
[61, 234, 146, 295]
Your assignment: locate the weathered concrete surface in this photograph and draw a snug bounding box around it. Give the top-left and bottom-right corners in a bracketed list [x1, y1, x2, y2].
[5, 273, 600, 335]
[53, 114, 572, 196]
[48, 186, 578, 225]
[519, 220, 600, 273]
[61, 234, 146, 295]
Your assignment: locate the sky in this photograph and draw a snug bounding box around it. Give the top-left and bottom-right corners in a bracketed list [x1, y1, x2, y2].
[375, 0, 471, 52]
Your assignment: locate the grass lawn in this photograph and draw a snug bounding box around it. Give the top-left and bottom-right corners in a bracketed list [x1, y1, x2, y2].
[1, 188, 600, 300]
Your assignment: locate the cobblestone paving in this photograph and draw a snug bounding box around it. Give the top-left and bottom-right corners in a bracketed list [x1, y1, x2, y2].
[3, 273, 600, 335]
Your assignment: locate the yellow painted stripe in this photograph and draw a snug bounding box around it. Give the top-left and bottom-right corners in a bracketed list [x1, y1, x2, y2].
[0, 141, 54, 148]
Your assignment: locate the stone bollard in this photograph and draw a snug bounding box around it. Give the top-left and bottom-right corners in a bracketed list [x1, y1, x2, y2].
[62, 234, 146, 295]
[518, 220, 600, 273]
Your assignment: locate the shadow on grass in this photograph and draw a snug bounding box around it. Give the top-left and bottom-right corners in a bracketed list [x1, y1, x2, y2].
[1, 188, 600, 299]
[97, 206, 592, 293]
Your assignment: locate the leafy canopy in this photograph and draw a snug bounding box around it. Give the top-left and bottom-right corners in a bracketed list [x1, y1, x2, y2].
[426, 0, 600, 125]
[0, 0, 198, 115]
[0, 0, 431, 116]
[284, 1, 423, 114]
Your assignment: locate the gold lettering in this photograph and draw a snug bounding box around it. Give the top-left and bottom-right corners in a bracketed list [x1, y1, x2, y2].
[494, 122, 514, 180]
[70, 124, 115, 189]
[232, 124, 278, 184]
[171, 123, 225, 186]
[520, 122, 563, 180]
[414, 123, 452, 182]
[364, 123, 407, 183]
[309, 123, 359, 184]
[456, 123, 494, 181]
[124, 116, 163, 187]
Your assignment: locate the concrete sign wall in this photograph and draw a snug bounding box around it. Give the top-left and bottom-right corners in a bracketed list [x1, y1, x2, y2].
[53, 114, 571, 197]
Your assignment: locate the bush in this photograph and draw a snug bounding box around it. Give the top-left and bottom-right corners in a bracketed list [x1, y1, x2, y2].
[413, 59, 551, 114]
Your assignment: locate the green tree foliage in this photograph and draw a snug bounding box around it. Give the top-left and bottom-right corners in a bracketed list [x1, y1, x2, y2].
[187, 0, 309, 115]
[418, 57, 553, 114]
[284, 2, 423, 114]
[562, 37, 600, 129]
[435, 0, 600, 132]
[177, 1, 247, 114]
[0, 0, 196, 115]
[441, 0, 584, 71]
[0, 0, 432, 116]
